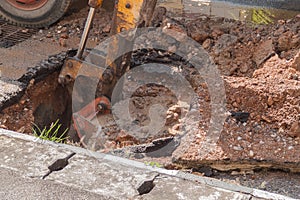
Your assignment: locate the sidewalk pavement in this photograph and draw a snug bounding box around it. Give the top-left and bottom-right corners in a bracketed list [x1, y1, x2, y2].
[0, 128, 295, 200]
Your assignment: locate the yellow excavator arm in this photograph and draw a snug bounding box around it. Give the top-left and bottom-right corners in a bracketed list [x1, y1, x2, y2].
[58, 0, 158, 142]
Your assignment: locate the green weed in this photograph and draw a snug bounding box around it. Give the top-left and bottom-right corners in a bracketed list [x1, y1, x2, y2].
[32, 119, 68, 143]
[144, 161, 163, 168]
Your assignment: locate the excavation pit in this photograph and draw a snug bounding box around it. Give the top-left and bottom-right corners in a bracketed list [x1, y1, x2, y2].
[0, 10, 300, 198]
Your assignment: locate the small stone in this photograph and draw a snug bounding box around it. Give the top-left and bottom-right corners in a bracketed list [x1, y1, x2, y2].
[278, 20, 285, 25]
[168, 127, 179, 136]
[288, 146, 294, 150]
[249, 150, 254, 157]
[272, 95, 281, 102]
[60, 33, 69, 39]
[2, 118, 7, 124]
[274, 148, 281, 154]
[191, 31, 209, 43]
[197, 166, 213, 177]
[21, 29, 29, 33]
[291, 74, 299, 80]
[229, 64, 238, 75]
[259, 181, 267, 189]
[61, 27, 68, 33]
[104, 141, 116, 149]
[253, 39, 274, 66]
[59, 38, 67, 47]
[168, 45, 176, 52]
[231, 171, 241, 175]
[288, 121, 300, 137]
[278, 31, 293, 52]
[232, 102, 238, 108]
[261, 115, 271, 123]
[0, 125, 7, 129]
[267, 96, 274, 106]
[173, 113, 179, 120]
[202, 39, 212, 49]
[102, 24, 111, 33]
[211, 28, 224, 38]
[17, 126, 25, 133]
[46, 33, 53, 38]
[233, 146, 243, 151]
[172, 124, 180, 131]
[239, 64, 249, 73]
[291, 50, 300, 71]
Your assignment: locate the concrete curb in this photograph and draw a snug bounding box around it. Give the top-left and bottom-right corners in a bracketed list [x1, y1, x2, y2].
[0, 128, 296, 200]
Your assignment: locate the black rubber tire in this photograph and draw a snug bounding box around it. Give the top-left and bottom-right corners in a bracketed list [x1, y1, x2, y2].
[0, 0, 72, 28]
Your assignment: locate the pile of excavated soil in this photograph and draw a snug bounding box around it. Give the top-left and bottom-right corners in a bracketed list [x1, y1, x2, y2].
[181, 14, 300, 77]
[175, 54, 299, 167]
[167, 15, 300, 169]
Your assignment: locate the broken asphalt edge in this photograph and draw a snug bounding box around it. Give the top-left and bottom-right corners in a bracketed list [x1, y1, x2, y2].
[0, 128, 295, 200]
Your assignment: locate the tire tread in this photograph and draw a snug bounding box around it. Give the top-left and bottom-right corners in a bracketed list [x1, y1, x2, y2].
[0, 0, 72, 28]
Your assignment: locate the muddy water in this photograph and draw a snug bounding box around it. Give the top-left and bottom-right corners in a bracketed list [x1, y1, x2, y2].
[158, 0, 299, 24]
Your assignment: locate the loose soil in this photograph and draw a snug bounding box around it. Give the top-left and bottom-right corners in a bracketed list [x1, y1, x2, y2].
[0, 4, 299, 199]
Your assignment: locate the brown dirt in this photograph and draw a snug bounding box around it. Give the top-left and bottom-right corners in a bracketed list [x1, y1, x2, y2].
[1, 2, 299, 170]
[34, 6, 112, 48]
[175, 53, 300, 168]
[0, 72, 71, 135]
[0, 5, 299, 198]
[168, 15, 300, 169]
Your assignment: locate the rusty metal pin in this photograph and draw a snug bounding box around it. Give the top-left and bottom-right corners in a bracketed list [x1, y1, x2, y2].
[75, 7, 96, 59]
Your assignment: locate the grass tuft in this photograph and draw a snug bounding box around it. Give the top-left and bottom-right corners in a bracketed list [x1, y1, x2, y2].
[32, 119, 68, 143]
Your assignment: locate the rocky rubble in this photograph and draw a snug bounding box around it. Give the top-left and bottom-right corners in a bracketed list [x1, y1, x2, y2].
[0, 2, 299, 173]
[164, 15, 300, 169]
[0, 5, 299, 198]
[32, 7, 112, 47]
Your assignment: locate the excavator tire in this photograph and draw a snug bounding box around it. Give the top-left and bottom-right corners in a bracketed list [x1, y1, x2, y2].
[0, 0, 72, 28]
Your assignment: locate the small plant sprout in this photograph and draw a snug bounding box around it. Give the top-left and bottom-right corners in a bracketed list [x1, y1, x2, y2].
[32, 119, 68, 143]
[144, 161, 163, 168]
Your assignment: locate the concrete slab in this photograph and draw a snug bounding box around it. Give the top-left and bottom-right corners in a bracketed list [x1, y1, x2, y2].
[48, 154, 159, 198]
[0, 78, 24, 109]
[139, 175, 251, 200]
[0, 135, 74, 177]
[0, 129, 296, 200]
[0, 167, 113, 200]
